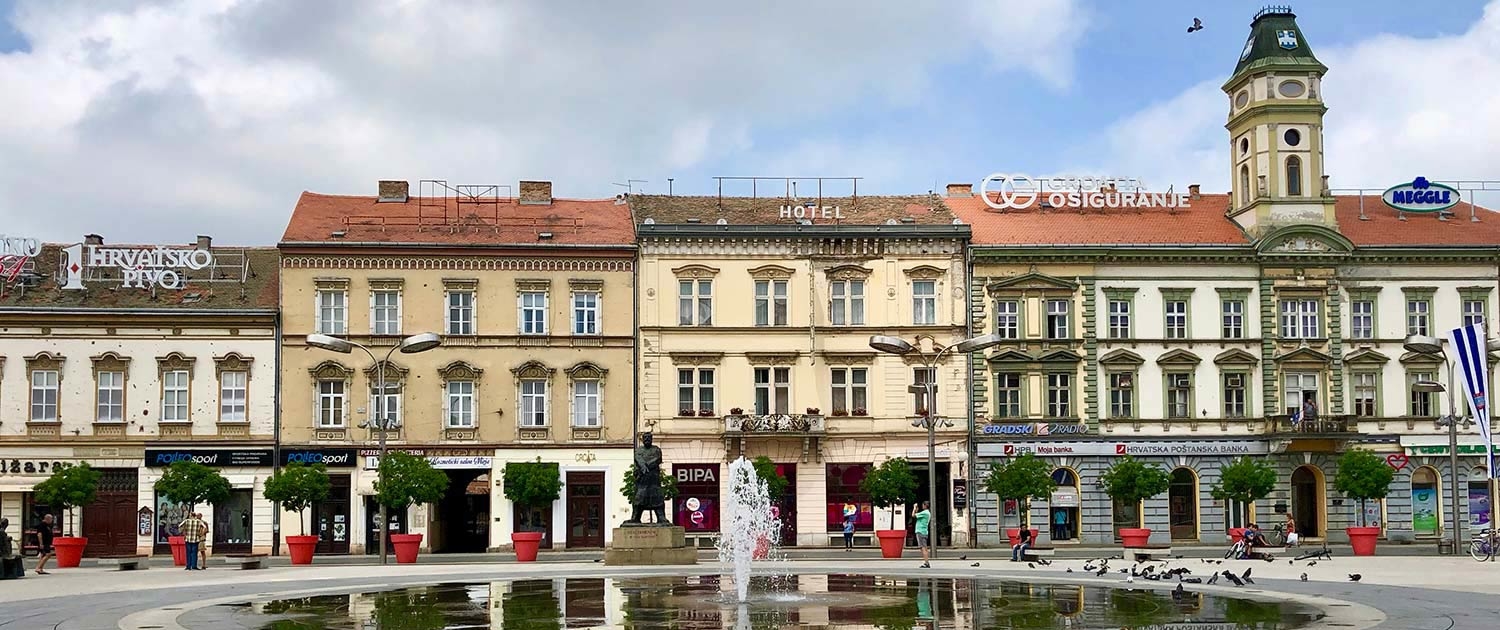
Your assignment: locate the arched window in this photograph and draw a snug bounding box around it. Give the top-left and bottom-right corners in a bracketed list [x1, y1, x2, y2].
[1411, 466, 1441, 537]
[1239, 165, 1251, 205]
[1286, 156, 1303, 196]
[1049, 468, 1080, 541]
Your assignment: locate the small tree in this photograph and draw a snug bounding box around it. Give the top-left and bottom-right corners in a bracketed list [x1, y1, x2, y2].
[751, 456, 790, 501]
[375, 452, 450, 516]
[262, 462, 331, 536]
[1099, 456, 1172, 529]
[503, 459, 563, 532]
[153, 460, 233, 513]
[1335, 450, 1395, 527]
[861, 457, 920, 530]
[1211, 457, 1278, 527]
[982, 453, 1055, 529]
[32, 463, 101, 536]
[619, 463, 679, 503]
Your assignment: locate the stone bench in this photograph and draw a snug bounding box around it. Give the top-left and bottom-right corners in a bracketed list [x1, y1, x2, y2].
[1021, 545, 1055, 562]
[221, 553, 268, 570]
[97, 554, 149, 571]
[1123, 544, 1172, 562]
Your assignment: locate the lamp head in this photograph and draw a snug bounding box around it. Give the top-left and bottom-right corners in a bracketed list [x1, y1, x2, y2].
[950, 333, 1003, 354]
[306, 334, 353, 353]
[1403, 334, 1444, 355]
[399, 332, 442, 354]
[869, 335, 914, 355]
[1413, 379, 1446, 393]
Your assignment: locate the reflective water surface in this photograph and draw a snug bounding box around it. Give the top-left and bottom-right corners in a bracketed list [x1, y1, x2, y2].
[200, 574, 1323, 629]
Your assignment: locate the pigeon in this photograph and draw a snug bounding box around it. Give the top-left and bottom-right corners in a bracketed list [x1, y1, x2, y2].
[1083, 564, 1096, 572]
[1289, 560, 1294, 565]
[1242, 567, 1254, 584]
[1348, 574, 1362, 582]
[1120, 568, 1130, 575]
[959, 555, 967, 560]
[1126, 574, 1135, 583]
[1308, 561, 1318, 567]
[1028, 563, 1035, 569]
[1187, 17, 1204, 33]
[1221, 570, 1245, 587]
[1300, 573, 1308, 582]
[1207, 572, 1219, 585]
[1096, 566, 1108, 577]
[1173, 583, 1185, 598]
[1067, 568, 1074, 573]
[1038, 558, 1051, 566]
[1182, 577, 1202, 584]
[970, 562, 980, 567]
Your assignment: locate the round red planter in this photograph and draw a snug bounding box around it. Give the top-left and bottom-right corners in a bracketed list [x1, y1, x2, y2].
[512, 531, 544, 562]
[1346, 526, 1380, 556]
[52, 537, 87, 568]
[390, 533, 423, 564]
[168, 536, 187, 566]
[285, 535, 319, 565]
[1005, 528, 1040, 547]
[875, 530, 906, 558]
[1119, 528, 1152, 548]
[1228, 527, 1246, 543]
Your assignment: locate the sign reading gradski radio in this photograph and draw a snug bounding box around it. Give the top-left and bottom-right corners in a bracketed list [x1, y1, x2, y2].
[59, 241, 214, 291]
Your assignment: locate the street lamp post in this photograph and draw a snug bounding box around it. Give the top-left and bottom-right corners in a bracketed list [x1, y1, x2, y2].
[870, 333, 1002, 558]
[307, 332, 441, 565]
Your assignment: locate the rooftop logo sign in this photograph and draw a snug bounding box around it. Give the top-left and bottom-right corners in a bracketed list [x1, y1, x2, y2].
[1382, 177, 1460, 214]
[0, 234, 41, 258]
[779, 204, 845, 221]
[60, 243, 214, 291]
[979, 173, 1190, 211]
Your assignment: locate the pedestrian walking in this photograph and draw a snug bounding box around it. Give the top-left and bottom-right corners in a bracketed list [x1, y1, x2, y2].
[842, 511, 856, 551]
[34, 513, 54, 575]
[179, 512, 209, 571]
[914, 501, 932, 568]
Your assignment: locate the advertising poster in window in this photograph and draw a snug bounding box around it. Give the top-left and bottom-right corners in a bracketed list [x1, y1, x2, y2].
[1470, 484, 1492, 527]
[825, 463, 873, 530]
[1412, 486, 1438, 535]
[673, 464, 720, 532]
[155, 494, 186, 545]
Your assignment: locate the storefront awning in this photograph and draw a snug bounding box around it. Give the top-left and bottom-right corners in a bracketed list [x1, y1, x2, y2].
[0, 480, 39, 493]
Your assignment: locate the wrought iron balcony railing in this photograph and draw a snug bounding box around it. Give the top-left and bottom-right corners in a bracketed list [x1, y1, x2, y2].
[723, 413, 825, 434]
[1272, 414, 1356, 435]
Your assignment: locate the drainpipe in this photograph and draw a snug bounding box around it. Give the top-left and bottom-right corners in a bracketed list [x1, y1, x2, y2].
[271, 310, 282, 557]
[632, 248, 641, 452]
[964, 239, 978, 548]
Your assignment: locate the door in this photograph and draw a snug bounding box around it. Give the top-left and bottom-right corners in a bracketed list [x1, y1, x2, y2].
[363, 495, 406, 554]
[82, 469, 138, 557]
[1169, 468, 1198, 541]
[213, 489, 254, 555]
[566, 471, 605, 548]
[314, 474, 351, 554]
[1291, 466, 1322, 538]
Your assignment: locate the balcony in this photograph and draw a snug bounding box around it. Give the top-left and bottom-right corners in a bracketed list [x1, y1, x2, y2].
[1270, 414, 1357, 436]
[723, 414, 824, 463]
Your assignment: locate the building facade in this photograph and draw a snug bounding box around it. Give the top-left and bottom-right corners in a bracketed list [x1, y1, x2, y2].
[0, 235, 278, 556]
[278, 180, 636, 553]
[631, 189, 974, 547]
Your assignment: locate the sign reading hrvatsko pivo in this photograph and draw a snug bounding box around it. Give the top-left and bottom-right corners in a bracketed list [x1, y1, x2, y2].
[59, 241, 214, 291]
[1383, 177, 1461, 213]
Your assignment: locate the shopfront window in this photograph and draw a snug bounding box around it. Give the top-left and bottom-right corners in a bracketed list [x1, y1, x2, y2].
[213, 489, 253, 551]
[673, 464, 721, 533]
[826, 463, 873, 532]
[1470, 468, 1492, 528]
[155, 494, 188, 548]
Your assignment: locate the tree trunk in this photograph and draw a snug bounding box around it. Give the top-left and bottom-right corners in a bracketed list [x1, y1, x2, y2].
[1359, 499, 1367, 527]
[1021, 499, 1030, 529]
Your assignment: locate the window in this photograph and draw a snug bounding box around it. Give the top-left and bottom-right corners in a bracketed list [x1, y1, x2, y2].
[316, 380, 346, 428]
[1222, 300, 1244, 339]
[369, 382, 401, 428]
[1283, 373, 1319, 416]
[573, 291, 600, 335]
[519, 292, 547, 335]
[1108, 373, 1133, 418]
[1286, 156, 1303, 196]
[1350, 300, 1374, 339]
[830, 368, 868, 414]
[30, 370, 59, 421]
[1224, 373, 1247, 418]
[826, 463, 873, 533]
[1107, 300, 1131, 338]
[830, 280, 865, 326]
[677, 369, 715, 416]
[316, 290, 346, 335]
[219, 371, 247, 422]
[96, 371, 124, 422]
[912, 280, 937, 325]
[1410, 372, 1436, 416]
[161, 370, 190, 422]
[912, 367, 936, 415]
[1353, 373, 1377, 417]
[1406, 299, 1430, 337]
[1165, 301, 1188, 339]
[1167, 373, 1191, 418]
[1046, 373, 1072, 418]
[755, 280, 789, 327]
[371, 290, 401, 335]
[572, 380, 601, 427]
[678, 280, 713, 326]
[994, 373, 1022, 418]
[1240, 165, 1251, 205]
[520, 380, 548, 426]
[1046, 300, 1070, 339]
[447, 290, 475, 335]
[445, 381, 475, 428]
[754, 367, 791, 415]
[1279, 299, 1320, 339]
[1463, 299, 1486, 328]
[995, 301, 1020, 339]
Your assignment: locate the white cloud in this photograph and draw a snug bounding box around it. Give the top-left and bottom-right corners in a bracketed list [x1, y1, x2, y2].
[0, 0, 1085, 244]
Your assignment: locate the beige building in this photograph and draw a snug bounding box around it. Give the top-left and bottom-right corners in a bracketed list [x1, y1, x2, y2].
[631, 187, 974, 547]
[278, 180, 635, 552]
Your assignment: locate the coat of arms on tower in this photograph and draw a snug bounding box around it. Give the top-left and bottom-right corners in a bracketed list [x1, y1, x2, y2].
[1277, 30, 1298, 50]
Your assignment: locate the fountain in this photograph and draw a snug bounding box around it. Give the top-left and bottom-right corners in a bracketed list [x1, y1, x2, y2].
[717, 456, 783, 603]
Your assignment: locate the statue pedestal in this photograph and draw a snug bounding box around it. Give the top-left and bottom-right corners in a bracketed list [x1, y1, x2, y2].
[604, 526, 698, 566]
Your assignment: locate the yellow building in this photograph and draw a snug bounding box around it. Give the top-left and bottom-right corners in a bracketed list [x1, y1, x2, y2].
[631, 185, 973, 547]
[278, 180, 636, 552]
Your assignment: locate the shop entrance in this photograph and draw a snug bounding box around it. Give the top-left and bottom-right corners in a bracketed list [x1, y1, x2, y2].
[313, 474, 351, 554]
[1049, 468, 1080, 542]
[1410, 466, 1441, 537]
[905, 462, 951, 547]
[565, 471, 605, 548]
[1291, 465, 1323, 538]
[363, 496, 407, 554]
[82, 468, 138, 557]
[774, 463, 797, 546]
[435, 469, 490, 553]
[1169, 468, 1198, 541]
[213, 489, 254, 555]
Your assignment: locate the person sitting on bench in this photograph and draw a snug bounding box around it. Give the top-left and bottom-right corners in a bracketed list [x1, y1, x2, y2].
[1011, 527, 1033, 562]
[1241, 523, 1265, 559]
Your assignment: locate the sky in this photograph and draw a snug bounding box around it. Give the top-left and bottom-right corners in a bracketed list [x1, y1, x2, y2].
[0, 0, 1497, 245]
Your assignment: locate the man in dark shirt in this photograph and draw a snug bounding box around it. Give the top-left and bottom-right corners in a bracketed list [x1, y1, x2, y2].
[1011, 526, 1033, 562]
[34, 514, 54, 575]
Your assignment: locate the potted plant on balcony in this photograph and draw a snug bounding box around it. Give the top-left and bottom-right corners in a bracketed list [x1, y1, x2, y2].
[263, 461, 331, 565]
[1099, 456, 1172, 547]
[698, 408, 716, 417]
[983, 452, 1055, 547]
[503, 458, 562, 562]
[375, 451, 450, 564]
[861, 457, 920, 558]
[751, 456, 789, 558]
[806, 407, 821, 415]
[621, 462, 679, 524]
[152, 459, 232, 567]
[1211, 457, 1277, 543]
[852, 407, 868, 417]
[1335, 449, 1394, 555]
[679, 407, 696, 417]
[31, 463, 100, 569]
[729, 407, 744, 416]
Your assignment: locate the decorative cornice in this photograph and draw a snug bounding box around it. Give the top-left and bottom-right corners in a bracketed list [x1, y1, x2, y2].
[746, 352, 798, 366]
[1215, 287, 1253, 298]
[368, 278, 405, 290]
[443, 277, 479, 290]
[1102, 287, 1139, 299]
[312, 277, 350, 289]
[819, 351, 877, 365]
[1274, 347, 1332, 365]
[1344, 348, 1391, 365]
[25, 352, 66, 371]
[213, 352, 254, 375]
[1399, 350, 1444, 366]
[747, 264, 796, 280]
[904, 265, 947, 280]
[309, 360, 354, 380]
[1160, 288, 1196, 300]
[1400, 286, 1438, 298]
[568, 279, 605, 293]
[511, 360, 556, 380]
[1459, 285, 1495, 298]
[284, 256, 634, 273]
[671, 264, 720, 279]
[437, 360, 484, 381]
[90, 352, 131, 374]
[1213, 348, 1259, 366]
[1156, 349, 1202, 366]
[363, 361, 408, 381]
[515, 278, 551, 293]
[985, 271, 1077, 296]
[1099, 349, 1145, 367]
[565, 361, 608, 380]
[668, 352, 724, 366]
[1344, 285, 1381, 298]
[825, 264, 873, 281]
[156, 351, 196, 376]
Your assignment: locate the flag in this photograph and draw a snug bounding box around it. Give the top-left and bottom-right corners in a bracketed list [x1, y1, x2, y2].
[1289, 407, 1303, 428]
[1449, 322, 1493, 479]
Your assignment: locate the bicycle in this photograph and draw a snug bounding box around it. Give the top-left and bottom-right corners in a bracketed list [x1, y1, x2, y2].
[1469, 528, 1499, 562]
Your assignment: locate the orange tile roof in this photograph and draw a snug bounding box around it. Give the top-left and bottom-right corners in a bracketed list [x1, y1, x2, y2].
[281, 192, 635, 247]
[947, 191, 1248, 246]
[1335, 195, 1500, 246]
[0, 245, 279, 310]
[630, 194, 956, 226]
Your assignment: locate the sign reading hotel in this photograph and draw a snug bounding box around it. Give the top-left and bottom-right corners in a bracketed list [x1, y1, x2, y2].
[1383, 177, 1460, 213]
[60, 241, 214, 291]
[779, 204, 845, 221]
[979, 173, 1191, 210]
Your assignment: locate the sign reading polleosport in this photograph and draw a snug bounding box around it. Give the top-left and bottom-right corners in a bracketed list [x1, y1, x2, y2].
[977, 440, 1269, 458]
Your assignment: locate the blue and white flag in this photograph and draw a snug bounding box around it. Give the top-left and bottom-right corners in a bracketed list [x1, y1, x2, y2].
[1289, 407, 1303, 427]
[1449, 322, 1493, 478]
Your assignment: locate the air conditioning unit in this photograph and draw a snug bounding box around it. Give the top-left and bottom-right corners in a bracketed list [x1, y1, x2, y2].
[1226, 374, 1244, 388]
[1170, 374, 1191, 388]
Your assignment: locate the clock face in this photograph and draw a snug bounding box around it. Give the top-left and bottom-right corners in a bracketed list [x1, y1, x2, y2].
[1241, 35, 1255, 60]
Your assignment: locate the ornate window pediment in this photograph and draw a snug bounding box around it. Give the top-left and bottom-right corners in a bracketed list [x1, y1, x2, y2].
[671, 264, 720, 279]
[369, 278, 405, 290]
[1156, 349, 1202, 366]
[1254, 225, 1354, 255]
[746, 352, 798, 366]
[1038, 349, 1082, 364]
[309, 360, 354, 380]
[443, 277, 479, 290]
[825, 265, 872, 281]
[438, 360, 484, 381]
[1344, 348, 1391, 365]
[26, 351, 65, 371]
[1213, 348, 1260, 366]
[1099, 349, 1145, 367]
[748, 264, 795, 280]
[669, 352, 723, 366]
[363, 361, 408, 381]
[1399, 351, 1444, 366]
[91, 352, 131, 373]
[904, 265, 946, 280]
[214, 352, 254, 375]
[512, 360, 555, 380]
[156, 352, 196, 375]
[515, 278, 550, 293]
[986, 271, 1077, 297]
[565, 361, 608, 381]
[313, 277, 350, 289]
[569, 279, 605, 293]
[1274, 347, 1332, 365]
[987, 349, 1035, 364]
[819, 351, 876, 365]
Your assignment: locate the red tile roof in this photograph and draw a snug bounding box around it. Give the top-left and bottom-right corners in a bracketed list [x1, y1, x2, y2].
[0, 245, 278, 310]
[281, 192, 635, 247]
[630, 194, 956, 225]
[948, 191, 1248, 246]
[1335, 195, 1500, 246]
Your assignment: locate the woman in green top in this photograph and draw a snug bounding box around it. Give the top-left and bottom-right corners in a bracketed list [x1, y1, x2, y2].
[914, 501, 931, 568]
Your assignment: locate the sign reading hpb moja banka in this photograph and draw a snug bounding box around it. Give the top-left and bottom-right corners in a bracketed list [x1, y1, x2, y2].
[60, 242, 213, 290]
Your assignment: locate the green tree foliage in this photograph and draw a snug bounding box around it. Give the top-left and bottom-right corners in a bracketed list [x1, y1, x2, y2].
[1099, 456, 1173, 508]
[1335, 449, 1395, 527]
[503, 459, 563, 510]
[32, 463, 101, 536]
[263, 462, 331, 536]
[1211, 457, 1278, 525]
[982, 453, 1056, 528]
[752, 456, 789, 501]
[860, 458, 920, 530]
[152, 460, 233, 511]
[619, 463, 679, 502]
[375, 451, 450, 512]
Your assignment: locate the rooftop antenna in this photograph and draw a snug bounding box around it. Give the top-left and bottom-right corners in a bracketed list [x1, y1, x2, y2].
[667, 178, 675, 196]
[613, 180, 647, 195]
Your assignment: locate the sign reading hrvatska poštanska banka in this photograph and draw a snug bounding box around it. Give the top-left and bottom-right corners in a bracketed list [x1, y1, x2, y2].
[1383, 177, 1461, 213]
[59, 242, 214, 291]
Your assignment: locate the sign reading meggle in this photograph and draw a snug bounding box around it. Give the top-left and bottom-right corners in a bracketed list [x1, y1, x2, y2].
[60, 243, 214, 291]
[1383, 177, 1460, 213]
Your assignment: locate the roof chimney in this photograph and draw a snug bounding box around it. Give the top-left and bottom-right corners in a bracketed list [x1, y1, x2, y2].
[945, 183, 973, 197]
[378, 180, 409, 203]
[519, 181, 553, 205]
[1188, 184, 1201, 199]
[85, 234, 103, 246]
[196, 235, 212, 250]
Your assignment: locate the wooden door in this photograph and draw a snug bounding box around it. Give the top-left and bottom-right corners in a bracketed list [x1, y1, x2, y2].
[314, 474, 351, 554]
[566, 472, 605, 548]
[82, 469, 138, 557]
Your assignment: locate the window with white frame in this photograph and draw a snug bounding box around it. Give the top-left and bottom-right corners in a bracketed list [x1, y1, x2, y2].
[317, 380, 346, 428]
[678, 280, 713, 326]
[1167, 373, 1191, 418]
[447, 290, 475, 335]
[161, 370, 190, 422]
[1223, 373, 1247, 418]
[30, 370, 58, 421]
[1108, 300, 1131, 338]
[830, 280, 865, 326]
[1410, 371, 1437, 416]
[830, 367, 868, 414]
[677, 368, 715, 416]
[1108, 372, 1133, 418]
[1406, 299, 1430, 337]
[1046, 373, 1072, 418]
[1353, 372, 1377, 417]
[572, 379, 601, 427]
[1463, 299, 1486, 328]
[572, 291, 600, 335]
[912, 367, 936, 415]
[1283, 372, 1319, 416]
[1278, 299, 1320, 339]
[445, 380, 475, 428]
[369, 382, 401, 429]
[519, 291, 547, 335]
[317, 290, 347, 335]
[755, 280, 789, 326]
[912, 281, 937, 325]
[995, 301, 1019, 339]
[219, 371, 247, 422]
[1350, 300, 1374, 339]
[1046, 300, 1070, 339]
[371, 290, 401, 335]
[994, 373, 1022, 418]
[754, 367, 791, 415]
[1165, 301, 1188, 339]
[520, 379, 549, 426]
[1222, 300, 1244, 339]
[96, 371, 124, 422]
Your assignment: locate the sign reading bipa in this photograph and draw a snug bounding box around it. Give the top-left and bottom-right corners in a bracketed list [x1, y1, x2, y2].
[60, 241, 214, 291]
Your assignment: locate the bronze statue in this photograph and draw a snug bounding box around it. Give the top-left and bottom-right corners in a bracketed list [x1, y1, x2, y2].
[626, 432, 668, 525]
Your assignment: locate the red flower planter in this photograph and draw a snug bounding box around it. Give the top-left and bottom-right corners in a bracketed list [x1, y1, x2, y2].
[875, 530, 906, 558]
[391, 533, 423, 564]
[52, 537, 87, 568]
[168, 536, 187, 566]
[286, 535, 319, 565]
[512, 531, 544, 562]
[1346, 526, 1380, 556]
[1006, 528, 1040, 547]
[1119, 528, 1152, 548]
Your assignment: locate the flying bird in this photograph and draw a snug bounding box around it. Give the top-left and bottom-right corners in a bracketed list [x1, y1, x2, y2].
[1300, 573, 1308, 582]
[1187, 18, 1204, 33]
[1349, 574, 1362, 582]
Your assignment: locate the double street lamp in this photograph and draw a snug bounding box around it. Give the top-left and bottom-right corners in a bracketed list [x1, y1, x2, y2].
[307, 332, 442, 565]
[870, 333, 1002, 557]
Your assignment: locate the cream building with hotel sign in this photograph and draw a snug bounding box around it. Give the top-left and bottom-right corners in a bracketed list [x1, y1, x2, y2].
[630, 185, 974, 548]
[278, 180, 636, 553]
